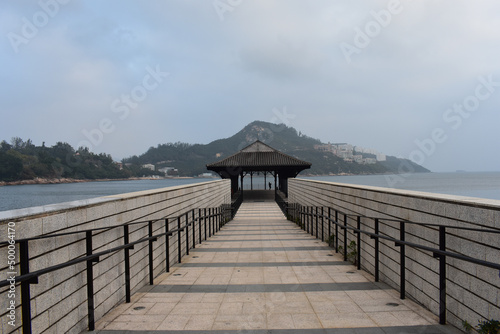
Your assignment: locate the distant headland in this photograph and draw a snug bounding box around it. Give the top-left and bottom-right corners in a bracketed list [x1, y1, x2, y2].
[0, 121, 429, 184]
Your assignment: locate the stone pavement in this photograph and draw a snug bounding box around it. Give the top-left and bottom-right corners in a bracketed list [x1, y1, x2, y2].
[92, 201, 462, 334]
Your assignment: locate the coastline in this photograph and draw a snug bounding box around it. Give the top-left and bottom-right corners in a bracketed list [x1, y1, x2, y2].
[0, 171, 430, 187]
[0, 176, 193, 187]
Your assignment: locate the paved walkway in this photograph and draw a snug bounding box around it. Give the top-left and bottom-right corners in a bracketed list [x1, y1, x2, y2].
[93, 201, 461, 334]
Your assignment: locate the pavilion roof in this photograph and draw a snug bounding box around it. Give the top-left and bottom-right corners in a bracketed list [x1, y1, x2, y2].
[206, 140, 311, 171]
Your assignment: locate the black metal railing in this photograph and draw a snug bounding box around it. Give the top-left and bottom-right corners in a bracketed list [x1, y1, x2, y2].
[231, 190, 243, 218]
[286, 203, 500, 325]
[0, 205, 233, 334]
[275, 191, 288, 216]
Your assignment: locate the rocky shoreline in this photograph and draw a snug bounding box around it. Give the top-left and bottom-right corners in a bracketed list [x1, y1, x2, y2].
[0, 177, 167, 187]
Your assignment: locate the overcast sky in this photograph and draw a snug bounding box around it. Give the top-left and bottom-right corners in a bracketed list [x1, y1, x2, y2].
[1, 1, 499, 172]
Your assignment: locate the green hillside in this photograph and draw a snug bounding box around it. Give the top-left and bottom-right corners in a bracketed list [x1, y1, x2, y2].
[123, 121, 430, 176]
[0, 121, 429, 182]
[0, 139, 157, 182]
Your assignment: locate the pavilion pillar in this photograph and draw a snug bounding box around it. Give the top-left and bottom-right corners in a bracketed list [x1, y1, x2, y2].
[275, 172, 278, 192]
[240, 173, 244, 194]
[231, 176, 239, 194]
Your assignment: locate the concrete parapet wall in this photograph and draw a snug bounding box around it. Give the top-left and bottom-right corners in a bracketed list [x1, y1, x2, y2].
[0, 180, 230, 334]
[288, 178, 500, 330]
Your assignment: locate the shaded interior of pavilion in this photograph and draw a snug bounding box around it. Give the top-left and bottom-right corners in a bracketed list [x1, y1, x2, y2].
[206, 140, 311, 202]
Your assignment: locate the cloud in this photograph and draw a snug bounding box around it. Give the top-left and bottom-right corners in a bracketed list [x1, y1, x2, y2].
[0, 0, 499, 172]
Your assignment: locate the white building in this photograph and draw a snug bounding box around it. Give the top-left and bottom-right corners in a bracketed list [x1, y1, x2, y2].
[158, 167, 176, 175]
[142, 164, 155, 171]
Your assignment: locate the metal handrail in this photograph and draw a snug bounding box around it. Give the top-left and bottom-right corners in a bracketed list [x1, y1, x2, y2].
[0, 208, 226, 246]
[0, 205, 233, 334]
[287, 203, 500, 325]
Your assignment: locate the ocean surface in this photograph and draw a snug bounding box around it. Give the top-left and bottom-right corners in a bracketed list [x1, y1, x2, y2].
[0, 178, 209, 212]
[1, 172, 499, 212]
[300, 172, 500, 200]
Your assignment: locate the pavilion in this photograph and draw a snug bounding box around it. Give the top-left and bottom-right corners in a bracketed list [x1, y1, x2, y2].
[206, 140, 311, 196]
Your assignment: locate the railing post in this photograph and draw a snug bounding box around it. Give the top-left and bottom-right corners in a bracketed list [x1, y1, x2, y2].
[328, 207, 331, 245]
[204, 208, 207, 240]
[192, 209, 196, 249]
[148, 221, 154, 285]
[304, 206, 307, 233]
[215, 207, 218, 233]
[398, 221, 406, 299]
[215, 207, 219, 232]
[185, 213, 190, 256]
[301, 205, 304, 231]
[438, 226, 447, 324]
[343, 214, 347, 261]
[85, 232, 97, 331]
[309, 206, 314, 236]
[374, 219, 379, 282]
[209, 208, 212, 237]
[299, 205, 302, 230]
[208, 208, 214, 237]
[335, 210, 339, 253]
[165, 219, 170, 272]
[217, 207, 220, 229]
[216, 207, 219, 233]
[299, 205, 302, 231]
[198, 209, 202, 244]
[304, 206, 311, 233]
[307, 206, 310, 234]
[213, 207, 216, 233]
[356, 216, 361, 270]
[19, 240, 35, 334]
[123, 225, 132, 301]
[177, 216, 182, 263]
[315, 207, 319, 239]
[321, 207, 324, 242]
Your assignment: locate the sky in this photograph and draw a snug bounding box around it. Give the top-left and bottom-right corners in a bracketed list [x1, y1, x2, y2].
[1, 0, 499, 172]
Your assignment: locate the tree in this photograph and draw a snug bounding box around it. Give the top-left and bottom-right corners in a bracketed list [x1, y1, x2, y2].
[0, 140, 12, 152]
[0, 151, 23, 181]
[10, 137, 25, 150]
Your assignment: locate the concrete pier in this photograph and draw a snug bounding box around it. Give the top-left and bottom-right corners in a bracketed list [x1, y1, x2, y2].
[93, 200, 461, 333]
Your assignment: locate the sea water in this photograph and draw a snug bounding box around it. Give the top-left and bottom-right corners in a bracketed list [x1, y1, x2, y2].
[1, 172, 499, 212]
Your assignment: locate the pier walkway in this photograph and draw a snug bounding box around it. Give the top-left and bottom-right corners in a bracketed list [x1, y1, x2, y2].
[93, 200, 461, 333]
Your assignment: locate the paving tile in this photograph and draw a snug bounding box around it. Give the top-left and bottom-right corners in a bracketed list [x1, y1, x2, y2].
[184, 314, 216, 330]
[112, 314, 167, 326]
[218, 302, 243, 315]
[368, 311, 406, 327]
[93, 201, 461, 334]
[156, 314, 190, 330]
[390, 310, 433, 326]
[267, 313, 295, 329]
[213, 314, 266, 330]
[291, 313, 323, 329]
[317, 312, 378, 328]
[146, 302, 177, 315]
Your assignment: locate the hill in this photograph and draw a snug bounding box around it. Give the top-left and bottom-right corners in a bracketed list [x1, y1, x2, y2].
[123, 121, 430, 176]
[0, 138, 158, 182]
